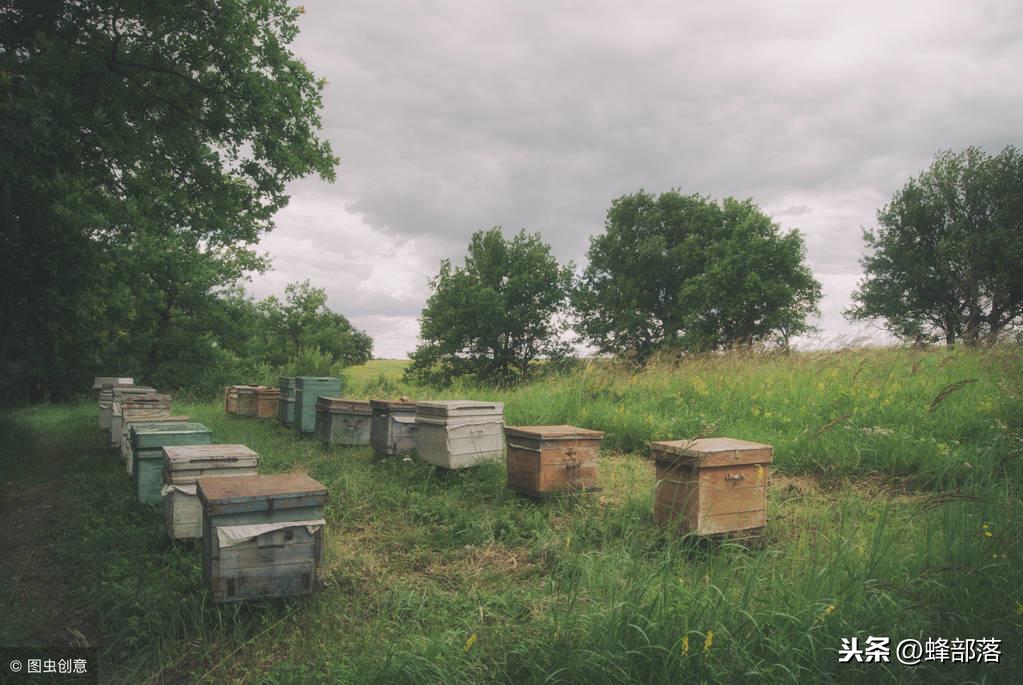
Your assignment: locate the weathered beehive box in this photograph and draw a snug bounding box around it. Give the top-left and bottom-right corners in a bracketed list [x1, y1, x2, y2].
[198, 473, 328, 602]
[122, 416, 190, 472]
[370, 400, 417, 455]
[130, 422, 212, 505]
[505, 425, 604, 496]
[162, 444, 259, 540]
[315, 397, 372, 446]
[254, 387, 279, 418]
[110, 393, 172, 447]
[277, 377, 296, 426]
[93, 376, 133, 399]
[294, 377, 342, 434]
[651, 437, 773, 536]
[224, 386, 237, 414]
[235, 386, 259, 417]
[99, 383, 153, 430]
[415, 401, 505, 469]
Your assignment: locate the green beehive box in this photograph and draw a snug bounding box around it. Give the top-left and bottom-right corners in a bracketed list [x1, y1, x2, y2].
[130, 422, 212, 505]
[294, 377, 341, 434]
[278, 376, 296, 426]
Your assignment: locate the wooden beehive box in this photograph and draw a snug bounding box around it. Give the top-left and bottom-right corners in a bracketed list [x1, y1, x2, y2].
[110, 394, 171, 447]
[505, 425, 604, 496]
[277, 377, 296, 425]
[294, 377, 342, 434]
[316, 397, 372, 446]
[162, 444, 259, 540]
[651, 437, 773, 536]
[235, 386, 258, 417]
[370, 399, 417, 455]
[130, 422, 212, 505]
[93, 376, 133, 399]
[198, 473, 328, 602]
[99, 383, 151, 430]
[121, 416, 190, 472]
[254, 387, 280, 418]
[415, 401, 505, 469]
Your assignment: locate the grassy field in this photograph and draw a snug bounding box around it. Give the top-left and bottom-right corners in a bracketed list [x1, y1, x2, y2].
[1, 347, 1021, 683]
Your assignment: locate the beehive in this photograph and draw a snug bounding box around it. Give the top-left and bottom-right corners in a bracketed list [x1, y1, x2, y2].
[294, 377, 342, 434]
[110, 393, 171, 447]
[198, 473, 328, 602]
[162, 444, 259, 540]
[223, 386, 237, 414]
[99, 383, 152, 430]
[277, 377, 296, 425]
[121, 416, 191, 472]
[315, 397, 372, 446]
[651, 437, 773, 536]
[130, 422, 212, 505]
[254, 387, 280, 418]
[370, 399, 417, 455]
[235, 386, 258, 417]
[415, 401, 505, 469]
[505, 425, 603, 496]
[93, 376, 133, 399]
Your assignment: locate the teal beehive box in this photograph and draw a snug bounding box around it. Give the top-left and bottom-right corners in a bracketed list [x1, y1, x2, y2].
[130, 422, 212, 505]
[294, 377, 341, 434]
[278, 376, 296, 426]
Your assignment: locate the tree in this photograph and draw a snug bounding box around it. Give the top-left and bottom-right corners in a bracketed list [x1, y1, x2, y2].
[0, 0, 336, 402]
[407, 228, 574, 385]
[574, 190, 821, 358]
[848, 146, 1023, 346]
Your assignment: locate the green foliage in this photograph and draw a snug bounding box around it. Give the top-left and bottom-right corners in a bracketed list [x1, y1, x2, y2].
[407, 228, 574, 386]
[0, 0, 337, 403]
[2, 346, 1021, 682]
[574, 190, 822, 358]
[848, 146, 1023, 346]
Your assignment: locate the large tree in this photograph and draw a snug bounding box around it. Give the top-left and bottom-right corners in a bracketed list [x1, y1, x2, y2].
[848, 146, 1023, 346]
[0, 0, 336, 402]
[574, 190, 821, 358]
[407, 228, 574, 385]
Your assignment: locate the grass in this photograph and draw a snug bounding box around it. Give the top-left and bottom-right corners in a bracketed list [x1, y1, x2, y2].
[1, 346, 1021, 683]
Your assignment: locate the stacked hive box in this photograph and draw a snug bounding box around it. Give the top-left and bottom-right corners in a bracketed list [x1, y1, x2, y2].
[235, 386, 259, 417]
[110, 393, 172, 448]
[122, 416, 190, 473]
[254, 387, 280, 418]
[99, 382, 150, 430]
[198, 473, 328, 602]
[223, 386, 237, 414]
[505, 425, 604, 497]
[370, 400, 417, 455]
[415, 401, 505, 469]
[93, 376, 132, 400]
[651, 438, 773, 537]
[277, 377, 296, 426]
[316, 397, 372, 446]
[162, 445, 259, 540]
[294, 377, 342, 434]
[130, 422, 212, 505]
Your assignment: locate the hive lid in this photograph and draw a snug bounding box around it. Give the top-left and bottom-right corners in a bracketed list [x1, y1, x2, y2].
[370, 399, 417, 411]
[254, 387, 279, 396]
[93, 376, 133, 389]
[392, 415, 417, 426]
[164, 444, 259, 471]
[504, 425, 604, 440]
[416, 400, 504, 418]
[295, 376, 341, 385]
[124, 415, 189, 427]
[651, 437, 773, 467]
[112, 386, 157, 397]
[131, 422, 211, 449]
[316, 397, 371, 414]
[198, 473, 328, 509]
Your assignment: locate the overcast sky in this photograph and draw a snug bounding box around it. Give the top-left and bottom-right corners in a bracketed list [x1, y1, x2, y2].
[246, 0, 1023, 358]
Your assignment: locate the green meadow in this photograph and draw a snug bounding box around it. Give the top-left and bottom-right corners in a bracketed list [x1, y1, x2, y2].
[1, 347, 1021, 683]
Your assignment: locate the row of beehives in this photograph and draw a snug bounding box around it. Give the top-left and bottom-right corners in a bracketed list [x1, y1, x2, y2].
[225, 376, 774, 536]
[95, 376, 330, 603]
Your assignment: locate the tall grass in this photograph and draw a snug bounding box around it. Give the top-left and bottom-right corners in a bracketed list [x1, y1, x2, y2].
[1, 346, 1020, 683]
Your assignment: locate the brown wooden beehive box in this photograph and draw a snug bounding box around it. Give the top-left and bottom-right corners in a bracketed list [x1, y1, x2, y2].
[651, 437, 773, 536]
[505, 425, 603, 496]
[254, 387, 280, 418]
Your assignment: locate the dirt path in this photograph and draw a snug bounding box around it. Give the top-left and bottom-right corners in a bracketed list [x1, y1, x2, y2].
[0, 412, 99, 649]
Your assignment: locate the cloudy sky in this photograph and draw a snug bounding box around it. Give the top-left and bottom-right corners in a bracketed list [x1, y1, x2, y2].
[247, 0, 1023, 358]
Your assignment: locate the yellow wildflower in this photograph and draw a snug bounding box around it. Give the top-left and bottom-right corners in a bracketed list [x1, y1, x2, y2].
[681, 635, 689, 657]
[704, 630, 714, 654]
[464, 633, 477, 652]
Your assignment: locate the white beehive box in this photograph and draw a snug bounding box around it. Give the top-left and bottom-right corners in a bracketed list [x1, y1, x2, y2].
[162, 444, 259, 540]
[415, 400, 505, 469]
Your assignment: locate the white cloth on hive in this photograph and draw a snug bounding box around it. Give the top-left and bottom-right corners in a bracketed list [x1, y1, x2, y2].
[160, 483, 198, 496]
[215, 519, 326, 548]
